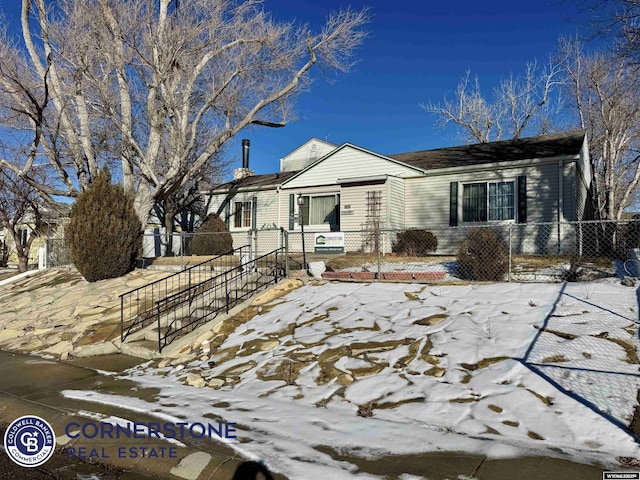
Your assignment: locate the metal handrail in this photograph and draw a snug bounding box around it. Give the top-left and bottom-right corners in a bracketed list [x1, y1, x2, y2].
[156, 247, 286, 351]
[119, 245, 249, 342]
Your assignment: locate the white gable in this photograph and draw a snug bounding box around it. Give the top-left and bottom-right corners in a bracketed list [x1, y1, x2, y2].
[283, 144, 422, 189]
[280, 138, 337, 172]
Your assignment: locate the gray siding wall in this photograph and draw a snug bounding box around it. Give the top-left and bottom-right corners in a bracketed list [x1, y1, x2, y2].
[387, 177, 405, 230]
[563, 163, 577, 221]
[280, 139, 336, 172]
[340, 183, 386, 231]
[206, 189, 280, 231]
[404, 162, 572, 228]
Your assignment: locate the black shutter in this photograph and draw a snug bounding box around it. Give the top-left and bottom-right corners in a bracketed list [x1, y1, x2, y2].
[289, 194, 295, 230]
[224, 201, 230, 227]
[449, 182, 458, 227]
[517, 176, 527, 223]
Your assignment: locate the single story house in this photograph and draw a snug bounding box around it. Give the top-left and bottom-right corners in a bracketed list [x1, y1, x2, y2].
[204, 131, 594, 254]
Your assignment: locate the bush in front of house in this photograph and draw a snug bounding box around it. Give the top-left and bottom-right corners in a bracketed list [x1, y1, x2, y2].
[65, 168, 142, 282]
[456, 227, 508, 281]
[189, 214, 233, 255]
[392, 229, 438, 256]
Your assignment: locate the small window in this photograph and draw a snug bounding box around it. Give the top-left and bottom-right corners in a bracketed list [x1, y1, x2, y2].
[20, 228, 29, 247]
[463, 181, 515, 222]
[233, 201, 252, 228]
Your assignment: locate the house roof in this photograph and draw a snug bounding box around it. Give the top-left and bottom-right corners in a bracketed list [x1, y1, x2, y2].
[211, 170, 299, 191]
[387, 131, 586, 171]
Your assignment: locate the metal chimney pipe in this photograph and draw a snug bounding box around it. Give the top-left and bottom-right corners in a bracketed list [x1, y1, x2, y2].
[242, 139, 250, 169]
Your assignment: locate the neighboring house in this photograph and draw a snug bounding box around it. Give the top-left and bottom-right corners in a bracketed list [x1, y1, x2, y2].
[0, 203, 70, 268]
[205, 131, 594, 254]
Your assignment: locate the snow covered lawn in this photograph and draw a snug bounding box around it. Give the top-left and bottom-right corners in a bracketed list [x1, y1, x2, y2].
[64, 279, 640, 479]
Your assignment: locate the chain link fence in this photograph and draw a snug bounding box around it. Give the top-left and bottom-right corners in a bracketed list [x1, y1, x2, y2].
[41, 220, 639, 283]
[283, 220, 638, 282]
[45, 238, 73, 268]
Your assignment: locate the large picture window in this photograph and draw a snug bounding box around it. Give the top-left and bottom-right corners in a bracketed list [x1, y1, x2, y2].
[463, 181, 515, 222]
[301, 194, 340, 227]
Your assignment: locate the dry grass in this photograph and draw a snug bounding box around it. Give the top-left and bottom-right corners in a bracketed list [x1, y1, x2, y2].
[323, 253, 455, 271]
[601, 337, 640, 364]
[541, 328, 577, 340]
[541, 355, 570, 363]
[513, 254, 612, 271]
[460, 357, 510, 371]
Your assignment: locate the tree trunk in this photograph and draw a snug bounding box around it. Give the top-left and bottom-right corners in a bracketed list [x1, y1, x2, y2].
[163, 198, 176, 257]
[17, 255, 28, 273]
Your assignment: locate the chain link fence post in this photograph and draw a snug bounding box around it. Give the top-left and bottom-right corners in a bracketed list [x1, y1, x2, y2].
[508, 225, 512, 282]
[284, 229, 289, 276]
[376, 230, 382, 279]
[180, 231, 185, 271]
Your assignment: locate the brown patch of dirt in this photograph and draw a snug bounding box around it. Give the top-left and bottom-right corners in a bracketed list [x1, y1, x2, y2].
[527, 431, 545, 440]
[76, 321, 120, 346]
[488, 404, 503, 413]
[393, 339, 421, 368]
[424, 366, 446, 377]
[256, 359, 307, 385]
[420, 337, 442, 365]
[449, 397, 479, 403]
[502, 420, 519, 427]
[484, 426, 501, 435]
[414, 314, 449, 326]
[211, 345, 241, 365]
[460, 357, 510, 371]
[541, 328, 577, 340]
[236, 338, 279, 356]
[317, 364, 346, 385]
[525, 388, 553, 406]
[541, 355, 569, 363]
[600, 337, 639, 364]
[350, 339, 413, 356]
[341, 322, 382, 334]
[374, 397, 425, 409]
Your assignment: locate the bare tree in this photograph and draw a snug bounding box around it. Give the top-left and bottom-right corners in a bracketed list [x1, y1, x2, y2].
[0, 0, 369, 227]
[559, 38, 640, 220]
[152, 158, 225, 256]
[0, 166, 47, 272]
[423, 60, 564, 143]
[576, 0, 640, 62]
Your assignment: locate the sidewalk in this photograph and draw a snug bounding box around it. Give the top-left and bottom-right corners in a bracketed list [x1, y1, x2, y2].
[0, 350, 272, 480]
[0, 350, 613, 479]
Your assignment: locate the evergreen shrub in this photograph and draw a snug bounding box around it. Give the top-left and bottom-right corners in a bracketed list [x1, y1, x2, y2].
[65, 168, 142, 282]
[189, 214, 233, 255]
[392, 230, 438, 256]
[456, 227, 508, 281]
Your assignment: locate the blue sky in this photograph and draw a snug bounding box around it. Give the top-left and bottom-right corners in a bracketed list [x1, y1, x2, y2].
[0, 0, 594, 178]
[240, 0, 591, 176]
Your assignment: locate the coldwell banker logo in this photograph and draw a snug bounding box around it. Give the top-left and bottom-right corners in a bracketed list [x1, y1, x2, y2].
[4, 415, 56, 467]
